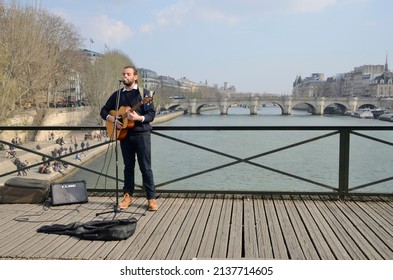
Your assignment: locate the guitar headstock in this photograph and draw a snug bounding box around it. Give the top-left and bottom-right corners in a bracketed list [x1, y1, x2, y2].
[142, 91, 155, 105]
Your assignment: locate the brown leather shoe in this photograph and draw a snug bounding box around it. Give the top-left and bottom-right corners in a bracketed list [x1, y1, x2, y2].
[148, 199, 158, 211]
[119, 193, 132, 209]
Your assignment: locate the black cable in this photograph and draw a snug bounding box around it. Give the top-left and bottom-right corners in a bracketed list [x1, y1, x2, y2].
[13, 202, 81, 223]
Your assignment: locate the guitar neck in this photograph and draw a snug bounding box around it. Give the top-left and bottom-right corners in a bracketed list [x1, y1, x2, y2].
[130, 101, 144, 112]
[115, 101, 144, 119]
[118, 94, 153, 117]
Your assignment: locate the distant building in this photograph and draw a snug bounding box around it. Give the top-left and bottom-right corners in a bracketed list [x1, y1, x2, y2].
[81, 49, 103, 64]
[138, 68, 160, 90]
[159, 75, 179, 89]
[177, 77, 198, 93]
[369, 56, 393, 97]
[222, 81, 236, 93]
[138, 68, 234, 95]
[292, 73, 327, 98]
[293, 56, 393, 98]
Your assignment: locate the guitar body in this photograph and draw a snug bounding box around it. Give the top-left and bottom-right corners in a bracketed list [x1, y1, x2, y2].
[106, 106, 135, 141]
[105, 92, 155, 141]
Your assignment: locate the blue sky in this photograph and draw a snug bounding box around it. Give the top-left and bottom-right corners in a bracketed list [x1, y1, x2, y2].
[31, 0, 393, 94]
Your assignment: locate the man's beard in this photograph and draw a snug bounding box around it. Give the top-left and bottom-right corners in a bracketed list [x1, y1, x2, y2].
[123, 80, 133, 87]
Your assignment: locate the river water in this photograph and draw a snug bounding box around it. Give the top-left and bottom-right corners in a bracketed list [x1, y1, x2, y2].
[66, 106, 393, 194]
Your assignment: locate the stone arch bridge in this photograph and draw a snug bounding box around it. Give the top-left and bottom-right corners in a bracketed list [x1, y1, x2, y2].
[169, 96, 389, 115]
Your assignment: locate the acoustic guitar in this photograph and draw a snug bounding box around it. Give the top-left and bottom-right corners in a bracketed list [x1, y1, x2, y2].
[106, 93, 155, 141]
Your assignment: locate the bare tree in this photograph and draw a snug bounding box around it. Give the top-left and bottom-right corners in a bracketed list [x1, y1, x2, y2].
[83, 50, 134, 124]
[0, 0, 85, 122]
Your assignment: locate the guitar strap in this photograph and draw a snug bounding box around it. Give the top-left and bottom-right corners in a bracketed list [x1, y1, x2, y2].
[138, 85, 144, 99]
[138, 85, 147, 110]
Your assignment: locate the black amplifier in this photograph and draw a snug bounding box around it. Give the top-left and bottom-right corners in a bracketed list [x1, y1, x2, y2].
[50, 180, 88, 206]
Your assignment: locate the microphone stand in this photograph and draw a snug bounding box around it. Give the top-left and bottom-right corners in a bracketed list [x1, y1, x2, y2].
[96, 80, 125, 219]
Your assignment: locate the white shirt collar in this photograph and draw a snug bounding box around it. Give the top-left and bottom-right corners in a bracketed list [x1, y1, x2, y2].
[122, 84, 138, 91]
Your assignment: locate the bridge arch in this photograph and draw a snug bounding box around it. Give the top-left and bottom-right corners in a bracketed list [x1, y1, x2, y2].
[261, 102, 285, 114]
[167, 104, 181, 111]
[323, 102, 348, 114]
[291, 102, 317, 114]
[357, 103, 378, 109]
[196, 103, 219, 114]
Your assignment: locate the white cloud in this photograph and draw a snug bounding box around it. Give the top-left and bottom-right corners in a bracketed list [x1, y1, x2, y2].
[139, 1, 192, 34]
[139, 0, 241, 34]
[288, 0, 338, 13]
[199, 9, 240, 25]
[156, 1, 190, 27]
[90, 15, 134, 45]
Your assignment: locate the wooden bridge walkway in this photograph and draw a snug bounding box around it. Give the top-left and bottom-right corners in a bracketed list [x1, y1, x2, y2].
[0, 193, 392, 260]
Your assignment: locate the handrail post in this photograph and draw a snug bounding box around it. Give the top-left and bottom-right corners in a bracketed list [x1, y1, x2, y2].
[338, 128, 350, 199]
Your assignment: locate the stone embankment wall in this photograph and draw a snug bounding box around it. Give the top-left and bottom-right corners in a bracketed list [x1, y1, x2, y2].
[2, 107, 94, 142]
[35, 107, 93, 141]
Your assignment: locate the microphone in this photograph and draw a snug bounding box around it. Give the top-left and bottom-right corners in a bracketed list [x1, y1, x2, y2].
[119, 78, 128, 83]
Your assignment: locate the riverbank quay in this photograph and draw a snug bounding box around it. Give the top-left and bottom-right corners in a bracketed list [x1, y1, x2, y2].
[0, 110, 185, 186]
[0, 129, 110, 186]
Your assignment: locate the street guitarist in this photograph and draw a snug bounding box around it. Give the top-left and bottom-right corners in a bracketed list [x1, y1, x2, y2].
[100, 65, 158, 211]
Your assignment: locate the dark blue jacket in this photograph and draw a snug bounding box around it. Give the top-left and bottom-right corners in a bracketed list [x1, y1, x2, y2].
[100, 87, 155, 133]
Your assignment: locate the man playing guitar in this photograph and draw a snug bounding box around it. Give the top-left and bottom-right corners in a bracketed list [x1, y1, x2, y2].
[100, 65, 158, 211]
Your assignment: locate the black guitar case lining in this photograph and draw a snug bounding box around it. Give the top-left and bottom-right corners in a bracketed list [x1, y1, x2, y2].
[37, 218, 137, 241]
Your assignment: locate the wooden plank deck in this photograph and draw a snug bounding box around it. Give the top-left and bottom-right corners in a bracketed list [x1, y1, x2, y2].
[0, 193, 392, 260]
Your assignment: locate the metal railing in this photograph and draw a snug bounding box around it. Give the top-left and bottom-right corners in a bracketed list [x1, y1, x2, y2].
[1, 125, 392, 198]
